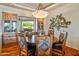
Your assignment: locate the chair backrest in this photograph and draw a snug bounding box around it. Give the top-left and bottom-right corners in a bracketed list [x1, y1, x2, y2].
[63, 32, 68, 44]
[48, 29, 54, 36]
[17, 32, 28, 56]
[17, 32, 27, 48]
[31, 32, 39, 43]
[16, 32, 28, 56]
[26, 32, 38, 43]
[36, 35, 52, 56]
[26, 31, 33, 42]
[52, 32, 68, 56]
[59, 32, 68, 44]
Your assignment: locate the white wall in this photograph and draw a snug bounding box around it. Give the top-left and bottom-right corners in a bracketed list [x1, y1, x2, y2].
[44, 3, 79, 50]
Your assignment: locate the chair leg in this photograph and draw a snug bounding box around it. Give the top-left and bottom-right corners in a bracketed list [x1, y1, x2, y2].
[19, 51, 21, 56]
[19, 49, 21, 56]
[62, 51, 65, 56]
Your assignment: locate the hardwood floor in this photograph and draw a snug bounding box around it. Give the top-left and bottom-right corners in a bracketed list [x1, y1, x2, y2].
[0, 42, 79, 56]
[64, 46, 79, 56]
[0, 42, 19, 56]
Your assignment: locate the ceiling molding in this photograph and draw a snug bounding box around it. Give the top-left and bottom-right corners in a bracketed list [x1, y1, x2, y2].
[12, 3, 36, 11]
[0, 3, 56, 12]
[0, 3, 34, 12]
[40, 3, 54, 9]
[45, 3, 67, 11]
[45, 3, 60, 10]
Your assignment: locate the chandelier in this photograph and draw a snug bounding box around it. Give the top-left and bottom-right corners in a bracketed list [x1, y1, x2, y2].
[32, 4, 48, 18]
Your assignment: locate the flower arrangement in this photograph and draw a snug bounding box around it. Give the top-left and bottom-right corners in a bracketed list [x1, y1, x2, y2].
[49, 14, 71, 31]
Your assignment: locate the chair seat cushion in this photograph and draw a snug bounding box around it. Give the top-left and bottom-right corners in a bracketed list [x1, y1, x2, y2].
[53, 43, 62, 51]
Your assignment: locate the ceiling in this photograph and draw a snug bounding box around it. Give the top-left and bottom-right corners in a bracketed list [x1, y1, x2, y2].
[17, 3, 53, 9]
[0, 3, 55, 12]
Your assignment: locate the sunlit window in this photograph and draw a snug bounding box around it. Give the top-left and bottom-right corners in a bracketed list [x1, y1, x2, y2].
[22, 21, 34, 31]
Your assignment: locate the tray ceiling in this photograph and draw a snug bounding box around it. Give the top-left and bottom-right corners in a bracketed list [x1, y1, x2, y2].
[0, 3, 55, 11]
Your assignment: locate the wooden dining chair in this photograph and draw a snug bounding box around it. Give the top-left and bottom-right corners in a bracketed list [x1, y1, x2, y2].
[17, 32, 27, 56]
[36, 35, 52, 56]
[52, 32, 68, 56]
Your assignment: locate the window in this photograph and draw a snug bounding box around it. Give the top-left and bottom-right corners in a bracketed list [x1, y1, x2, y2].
[12, 21, 17, 32]
[4, 21, 11, 32]
[22, 21, 34, 31]
[4, 21, 17, 32]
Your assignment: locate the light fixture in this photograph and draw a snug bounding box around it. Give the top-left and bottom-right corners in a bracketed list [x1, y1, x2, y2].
[32, 4, 48, 18]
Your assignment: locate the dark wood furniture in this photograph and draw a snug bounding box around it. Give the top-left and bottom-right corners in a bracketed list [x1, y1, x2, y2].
[52, 32, 68, 56]
[27, 42, 36, 56]
[26, 32, 38, 56]
[17, 31, 38, 56]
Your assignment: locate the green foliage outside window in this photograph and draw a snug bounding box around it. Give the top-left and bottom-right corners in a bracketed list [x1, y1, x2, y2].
[22, 21, 34, 30]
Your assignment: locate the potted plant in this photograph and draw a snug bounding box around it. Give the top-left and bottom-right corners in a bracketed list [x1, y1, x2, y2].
[49, 14, 71, 39]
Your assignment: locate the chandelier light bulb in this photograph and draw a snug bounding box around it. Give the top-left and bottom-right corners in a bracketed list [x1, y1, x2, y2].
[32, 10, 48, 18]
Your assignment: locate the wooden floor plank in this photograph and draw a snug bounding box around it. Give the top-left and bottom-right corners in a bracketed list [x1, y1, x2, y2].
[0, 43, 79, 56]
